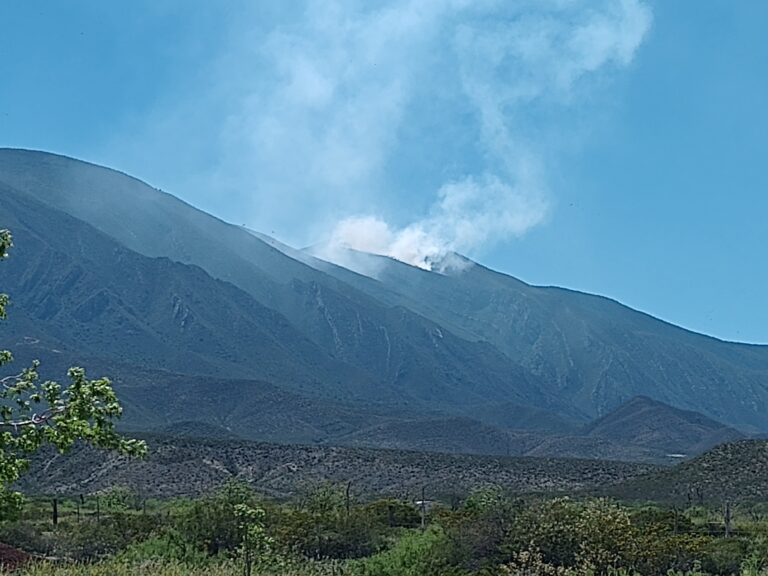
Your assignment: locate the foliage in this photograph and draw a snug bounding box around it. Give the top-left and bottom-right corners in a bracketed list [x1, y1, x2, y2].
[4, 489, 768, 575]
[236, 501, 274, 574]
[173, 480, 257, 556]
[361, 498, 421, 529]
[698, 537, 749, 576]
[0, 229, 146, 519]
[272, 483, 389, 560]
[0, 558, 344, 576]
[350, 526, 466, 576]
[99, 486, 138, 512]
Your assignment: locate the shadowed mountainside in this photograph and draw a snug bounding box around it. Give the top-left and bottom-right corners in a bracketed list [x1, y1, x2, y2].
[1, 148, 767, 461]
[306, 248, 768, 432]
[582, 395, 745, 455]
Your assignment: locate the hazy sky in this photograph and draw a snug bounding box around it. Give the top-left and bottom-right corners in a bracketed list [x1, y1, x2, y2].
[1, 1, 767, 343]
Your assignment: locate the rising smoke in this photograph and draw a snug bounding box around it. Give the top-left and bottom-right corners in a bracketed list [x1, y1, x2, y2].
[114, 0, 653, 273]
[311, 0, 653, 270]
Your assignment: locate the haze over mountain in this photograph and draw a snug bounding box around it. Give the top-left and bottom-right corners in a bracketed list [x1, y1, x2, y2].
[1, 149, 767, 462]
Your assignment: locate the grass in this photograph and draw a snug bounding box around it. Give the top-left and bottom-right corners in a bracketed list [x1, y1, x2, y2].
[2, 559, 348, 576]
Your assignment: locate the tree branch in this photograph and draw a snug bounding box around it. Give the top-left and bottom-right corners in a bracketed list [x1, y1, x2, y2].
[0, 406, 66, 428]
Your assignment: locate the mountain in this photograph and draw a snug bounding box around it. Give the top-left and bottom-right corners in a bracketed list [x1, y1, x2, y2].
[333, 397, 741, 463]
[336, 416, 664, 462]
[2, 147, 768, 452]
[305, 248, 768, 431]
[582, 396, 745, 455]
[605, 440, 768, 505]
[0, 184, 384, 401]
[0, 148, 562, 418]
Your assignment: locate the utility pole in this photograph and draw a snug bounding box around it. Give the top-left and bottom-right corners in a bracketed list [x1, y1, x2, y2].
[345, 481, 352, 518]
[672, 505, 678, 535]
[420, 486, 427, 531]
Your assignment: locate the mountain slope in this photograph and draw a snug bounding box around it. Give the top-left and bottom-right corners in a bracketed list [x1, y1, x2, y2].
[606, 440, 768, 504]
[18, 435, 660, 499]
[307, 248, 768, 431]
[337, 416, 664, 462]
[3, 148, 768, 436]
[582, 396, 744, 455]
[0, 184, 389, 402]
[0, 149, 561, 417]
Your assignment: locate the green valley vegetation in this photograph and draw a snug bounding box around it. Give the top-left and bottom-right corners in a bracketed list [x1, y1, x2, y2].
[0, 229, 145, 519]
[3, 482, 768, 575]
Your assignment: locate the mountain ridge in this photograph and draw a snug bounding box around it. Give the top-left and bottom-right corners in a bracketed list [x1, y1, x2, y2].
[2, 148, 768, 446]
[0, 148, 568, 417]
[305, 247, 768, 429]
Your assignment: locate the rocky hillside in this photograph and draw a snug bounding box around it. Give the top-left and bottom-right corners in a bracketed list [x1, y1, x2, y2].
[581, 396, 745, 455]
[605, 440, 768, 504]
[18, 435, 660, 500]
[2, 148, 768, 458]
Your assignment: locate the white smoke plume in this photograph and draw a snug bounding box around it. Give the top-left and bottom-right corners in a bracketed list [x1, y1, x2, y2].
[320, 0, 653, 270]
[326, 172, 548, 271]
[110, 1, 653, 271]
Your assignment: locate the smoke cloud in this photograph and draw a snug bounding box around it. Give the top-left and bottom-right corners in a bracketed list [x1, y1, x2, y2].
[325, 171, 548, 271]
[111, 0, 653, 272]
[320, 0, 653, 270]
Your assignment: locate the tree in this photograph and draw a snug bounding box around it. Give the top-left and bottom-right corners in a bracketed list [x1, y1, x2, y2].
[0, 229, 146, 519]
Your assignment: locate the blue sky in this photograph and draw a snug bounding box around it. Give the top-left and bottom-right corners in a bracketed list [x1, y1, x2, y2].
[1, 1, 767, 343]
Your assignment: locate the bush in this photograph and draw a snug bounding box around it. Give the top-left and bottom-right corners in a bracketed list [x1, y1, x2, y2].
[698, 537, 749, 576]
[271, 485, 390, 560]
[117, 533, 212, 565]
[0, 520, 56, 556]
[350, 527, 467, 576]
[173, 480, 257, 556]
[362, 499, 421, 529]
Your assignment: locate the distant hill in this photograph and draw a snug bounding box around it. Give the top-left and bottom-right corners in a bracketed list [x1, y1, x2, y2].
[2, 148, 768, 461]
[18, 435, 660, 500]
[582, 396, 745, 455]
[337, 416, 668, 463]
[605, 440, 768, 505]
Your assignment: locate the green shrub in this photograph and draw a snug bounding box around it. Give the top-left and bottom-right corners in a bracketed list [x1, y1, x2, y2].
[698, 537, 749, 575]
[173, 480, 257, 556]
[350, 527, 467, 576]
[362, 499, 421, 529]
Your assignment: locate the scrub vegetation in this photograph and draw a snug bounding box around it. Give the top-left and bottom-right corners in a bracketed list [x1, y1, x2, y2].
[3, 483, 768, 575]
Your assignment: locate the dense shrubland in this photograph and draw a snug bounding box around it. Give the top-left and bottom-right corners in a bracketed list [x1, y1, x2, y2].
[3, 482, 768, 575]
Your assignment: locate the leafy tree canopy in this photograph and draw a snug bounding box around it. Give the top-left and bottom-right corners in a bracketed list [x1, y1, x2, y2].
[0, 229, 146, 519]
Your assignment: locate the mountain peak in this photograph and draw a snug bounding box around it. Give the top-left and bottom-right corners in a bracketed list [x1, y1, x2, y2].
[3, 148, 768, 443]
[305, 241, 476, 279]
